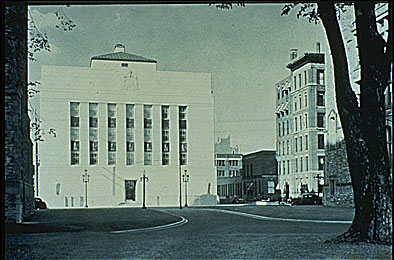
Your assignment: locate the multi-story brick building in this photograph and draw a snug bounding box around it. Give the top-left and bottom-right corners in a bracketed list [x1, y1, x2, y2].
[36, 44, 216, 208]
[241, 150, 278, 201]
[5, 3, 35, 223]
[275, 45, 326, 200]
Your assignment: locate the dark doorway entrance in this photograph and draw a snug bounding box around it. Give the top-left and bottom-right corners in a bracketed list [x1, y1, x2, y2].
[125, 180, 136, 201]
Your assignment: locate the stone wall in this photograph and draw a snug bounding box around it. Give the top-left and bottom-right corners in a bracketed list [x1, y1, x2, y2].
[323, 140, 354, 207]
[5, 3, 35, 223]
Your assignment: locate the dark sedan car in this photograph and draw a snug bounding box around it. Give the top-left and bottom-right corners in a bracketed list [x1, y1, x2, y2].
[35, 198, 48, 210]
[291, 193, 322, 205]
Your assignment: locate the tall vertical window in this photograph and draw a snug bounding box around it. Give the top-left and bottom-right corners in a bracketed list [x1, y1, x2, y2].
[293, 76, 297, 90]
[304, 71, 307, 86]
[286, 120, 289, 135]
[295, 158, 298, 172]
[126, 104, 135, 165]
[294, 97, 298, 112]
[287, 140, 289, 155]
[278, 123, 281, 137]
[144, 105, 153, 165]
[282, 141, 285, 155]
[295, 117, 298, 132]
[317, 91, 325, 106]
[318, 156, 325, 170]
[305, 156, 309, 171]
[318, 134, 325, 149]
[295, 138, 298, 152]
[305, 135, 308, 151]
[299, 94, 302, 109]
[304, 92, 308, 107]
[108, 103, 117, 165]
[298, 74, 302, 89]
[300, 136, 303, 151]
[70, 102, 80, 165]
[304, 113, 308, 129]
[279, 161, 281, 175]
[287, 160, 290, 174]
[317, 112, 325, 128]
[317, 69, 325, 85]
[300, 156, 303, 172]
[89, 103, 98, 165]
[179, 106, 187, 165]
[162, 105, 170, 165]
[299, 115, 302, 130]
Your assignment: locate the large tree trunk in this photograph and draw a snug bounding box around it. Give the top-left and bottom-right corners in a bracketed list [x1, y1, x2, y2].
[318, 2, 392, 245]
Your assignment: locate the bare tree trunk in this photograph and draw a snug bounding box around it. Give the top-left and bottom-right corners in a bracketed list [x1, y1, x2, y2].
[318, 2, 392, 245]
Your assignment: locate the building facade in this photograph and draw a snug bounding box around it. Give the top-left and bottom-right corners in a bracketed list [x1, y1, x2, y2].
[215, 153, 243, 201]
[241, 150, 278, 201]
[215, 136, 240, 154]
[37, 44, 216, 208]
[276, 46, 326, 200]
[5, 4, 35, 223]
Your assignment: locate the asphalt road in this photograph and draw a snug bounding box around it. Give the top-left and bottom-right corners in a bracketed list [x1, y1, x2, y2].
[5, 207, 392, 259]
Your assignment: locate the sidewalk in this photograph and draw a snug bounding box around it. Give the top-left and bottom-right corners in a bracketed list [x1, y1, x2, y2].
[5, 207, 182, 234]
[209, 205, 354, 221]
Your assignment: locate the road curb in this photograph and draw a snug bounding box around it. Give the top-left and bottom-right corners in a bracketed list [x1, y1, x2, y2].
[110, 213, 188, 234]
[205, 208, 352, 224]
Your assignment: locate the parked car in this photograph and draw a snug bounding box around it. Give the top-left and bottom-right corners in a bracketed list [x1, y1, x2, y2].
[220, 196, 245, 204]
[35, 198, 48, 210]
[290, 193, 322, 205]
[232, 196, 246, 204]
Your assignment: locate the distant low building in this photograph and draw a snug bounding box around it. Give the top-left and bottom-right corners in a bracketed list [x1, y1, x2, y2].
[215, 153, 243, 201]
[241, 150, 279, 201]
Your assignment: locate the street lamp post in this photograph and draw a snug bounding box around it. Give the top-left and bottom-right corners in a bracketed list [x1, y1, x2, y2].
[140, 170, 149, 209]
[182, 169, 189, 207]
[82, 169, 90, 208]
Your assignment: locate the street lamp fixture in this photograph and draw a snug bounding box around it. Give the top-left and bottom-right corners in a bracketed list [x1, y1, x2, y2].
[182, 169, 190, 207]
[82, 169, 90, 208]
[140, 170, 149, 209]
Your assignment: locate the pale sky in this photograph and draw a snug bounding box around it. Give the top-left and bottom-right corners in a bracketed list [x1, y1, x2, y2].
[28, 3, 329, 154]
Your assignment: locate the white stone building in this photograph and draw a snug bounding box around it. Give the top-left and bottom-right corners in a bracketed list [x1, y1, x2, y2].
[36, 44, 216, 208]
[275, 45, 326, 199]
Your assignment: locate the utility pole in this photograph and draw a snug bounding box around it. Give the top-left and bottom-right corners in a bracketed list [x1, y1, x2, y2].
[183, 169, 189, 207]
[82, 169, 90, 208]
[179, 146, 182, 209]
[35, 138, 39, 197]
[140, 170, 148, 209]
